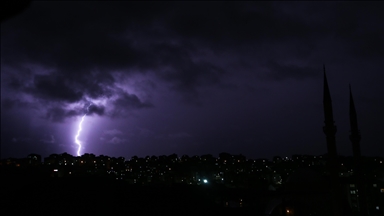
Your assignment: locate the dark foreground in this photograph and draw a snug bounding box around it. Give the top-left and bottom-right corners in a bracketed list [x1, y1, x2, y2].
[2, 177, 266, 216]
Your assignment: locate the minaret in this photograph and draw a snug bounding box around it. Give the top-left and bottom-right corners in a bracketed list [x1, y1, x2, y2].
[349, 85, 368, 215]
[349, 84, 361, 156]
[323, 65, 338, 157]
[322, 65, 342, 216]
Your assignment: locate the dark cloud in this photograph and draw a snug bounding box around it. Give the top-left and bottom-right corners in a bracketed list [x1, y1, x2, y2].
[168, 132, 192, 139]
[88, 104, 105, 116]
[28, 74, 83, 103]
[265, 61, 320, 81]
[154, 43, 225, 92]
[1, 2, 383, 159]
[100, 129, 126, 145]
[165, 2, 315, 54]
[1, 0, 31, 23]
[0, 2, 227, 101]
[43, 102, 106, 122]
[106, 137, 126, 145]
[3, 1, 368, 104]
[80, 72, 116, 99]
[45, 106, 79, 123]
[11, 137, 31, 143]
[1, 98, 36, 110]
[112, 91, 153, 117]
[319, 2, 384, 61]
[103, 129, 122, 136]
[40, 134, 55, 144]
[167, 3, 273, 44]
[7, 76, 25, 89]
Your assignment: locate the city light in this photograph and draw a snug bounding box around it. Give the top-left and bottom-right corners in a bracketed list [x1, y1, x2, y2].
[2, 151, 383, 211]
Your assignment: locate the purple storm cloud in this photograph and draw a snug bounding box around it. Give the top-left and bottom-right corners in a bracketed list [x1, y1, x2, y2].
[1, 2, 383, 159]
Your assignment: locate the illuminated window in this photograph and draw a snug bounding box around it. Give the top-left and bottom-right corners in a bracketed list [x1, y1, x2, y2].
[380, 189, 384, 193]
[373, 184, 377, 187]
[351, 190, 356, 194]
[350, 184, 355, 188]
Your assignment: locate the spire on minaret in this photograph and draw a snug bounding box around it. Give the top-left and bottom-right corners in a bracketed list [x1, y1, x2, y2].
[349, 84, 368, 215]
[323, 65, 337, 154]
[323, 65, 335, 126]
[349, 84, 361, 146]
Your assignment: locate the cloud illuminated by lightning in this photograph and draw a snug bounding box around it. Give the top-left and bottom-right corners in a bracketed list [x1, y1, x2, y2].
[75, 104, 92, 156]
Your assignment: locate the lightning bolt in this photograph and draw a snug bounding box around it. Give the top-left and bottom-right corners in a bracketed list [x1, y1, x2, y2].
[75, 104, 92, 156]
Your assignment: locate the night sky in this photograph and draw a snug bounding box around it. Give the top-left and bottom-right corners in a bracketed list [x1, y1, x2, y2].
[1, 2, 383, 159]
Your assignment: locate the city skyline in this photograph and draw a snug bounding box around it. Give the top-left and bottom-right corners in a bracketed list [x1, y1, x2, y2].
[1, 2, 383, 159]
[2, 150, 383, 215]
